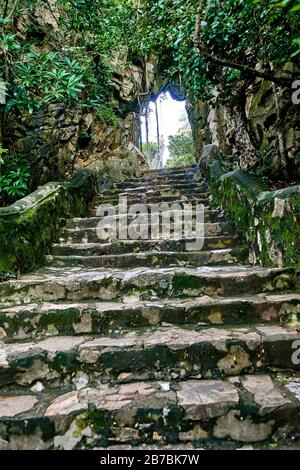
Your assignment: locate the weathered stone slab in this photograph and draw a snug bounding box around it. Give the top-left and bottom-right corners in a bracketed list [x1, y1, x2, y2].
[213, 410, 274, 442]
[177, 380, 239, 420]
[0, 396, 38, 418]
[242, 375, 291, 415]
[1, 294, 300, 342]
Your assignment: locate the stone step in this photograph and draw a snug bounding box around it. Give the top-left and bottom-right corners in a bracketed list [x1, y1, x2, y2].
[143, 165, 197, 176]
[53, 237, 237, 255]
[90, 194, 210, 207]
[111, 171, 197, 185]
[60, 222, 234, 244]
[1, 325, 300, 389]
[114, 175, 199, 188]
[1, 373, 298, 449]
[1, 294, 299, 341]
[1, 373, 300, 449]
[113, 181, 208, 193]
[66, 210, 228, 229]
[49, 248, 247, 269]
[89, 200, 212, 217]
[0, 266, 295, 308]
[102, 186, 209, 198]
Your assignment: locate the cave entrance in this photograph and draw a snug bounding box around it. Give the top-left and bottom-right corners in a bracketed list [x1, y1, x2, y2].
[139, 90, 194, 169]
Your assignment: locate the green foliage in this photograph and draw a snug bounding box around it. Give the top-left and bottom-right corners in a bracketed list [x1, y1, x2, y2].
[255, 0, 300, 56]
[143, 142, 159, 156]
[2, 46, 86, 114]
[128, 0, 299, 101]
[0, 0, 134, 131]
[0, 148, 30, 204]
[96, 104, 122, 127]
[166, 130, 195, 168]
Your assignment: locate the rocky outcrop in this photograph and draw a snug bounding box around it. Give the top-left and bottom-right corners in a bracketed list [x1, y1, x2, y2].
[0, 169, 96, 275]
[8, 67, 149, 188]
[188, 74, 300, 182]
[5, 6, 153, 190]
[198, 144, 300, 269]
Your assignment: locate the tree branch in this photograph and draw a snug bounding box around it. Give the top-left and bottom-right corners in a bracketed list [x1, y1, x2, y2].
[194, 0, 294, 88]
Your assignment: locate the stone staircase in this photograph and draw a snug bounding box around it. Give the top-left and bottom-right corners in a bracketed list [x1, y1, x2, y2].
[0, 165, 300, 450]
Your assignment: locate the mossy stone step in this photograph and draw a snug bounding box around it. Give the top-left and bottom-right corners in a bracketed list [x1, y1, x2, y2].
[66, 210, 229, 230]
[1, 325, 300, 389]
[1, 294, 300, 341]
[101, 187, 209, 199]
[49, 248, 246, 269]
[0, 373, 299, 449]
[143, 165, 196, 176]
[112, 181, 208, 193]
[90, 195, 211, 207]
[61, 222, 233, 244]
[89, 203, 213, 218]
[53, 237, 237, 256]
[146, 163, 196, 170]
[0, 266, 296, 308]
[115, 175, 199, 188]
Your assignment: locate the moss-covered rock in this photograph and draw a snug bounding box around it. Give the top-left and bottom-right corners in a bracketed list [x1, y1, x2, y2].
[198, 145, 300, 269]
[0, 170, 97, 276]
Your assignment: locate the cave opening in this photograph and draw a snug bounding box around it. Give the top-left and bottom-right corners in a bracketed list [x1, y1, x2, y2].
[139, 89, 195, 170]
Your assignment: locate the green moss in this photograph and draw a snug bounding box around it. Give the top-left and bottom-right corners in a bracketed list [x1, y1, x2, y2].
[205, 154, 300, 269]
[0, 170, 97, 275]
[39, 308, 80, 334]
[89, 409, 112, 430]
[173, 273, 202, 291]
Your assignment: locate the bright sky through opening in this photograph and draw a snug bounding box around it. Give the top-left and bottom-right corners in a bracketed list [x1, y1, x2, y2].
[141, 92, 190, 165]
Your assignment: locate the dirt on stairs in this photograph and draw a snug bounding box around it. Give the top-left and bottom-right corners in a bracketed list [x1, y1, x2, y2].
[0, 165, 300, 450]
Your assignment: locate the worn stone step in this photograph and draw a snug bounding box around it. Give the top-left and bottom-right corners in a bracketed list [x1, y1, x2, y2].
[102, 186, 209, 199]
[66, 210, 228, 230]
[106, 174, 198, 188]
[91, 194, 211, 207]
[115, 175, 199, 188]
[1, 373, 298, 449]
[60, 223, 234, 244]
[144, 165, 197, 176]
[49, 248, 247, 269]
[112, 181, 208, 193]
[0, 266, 295, 308]
[1, 294, 300, 341]
[1, 325, 300, 389]
[53, 237, 237, 256]
[89, 200, 212, 217]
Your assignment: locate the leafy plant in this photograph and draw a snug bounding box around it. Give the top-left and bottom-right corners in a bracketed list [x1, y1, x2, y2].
[143, 142, 159, 163]
[166, 130, 195, 168]
[0, 150, 30, 204]
[0, 0, 132, 137]
[96, 104, 121, 127]
[127, 0, 299, 100]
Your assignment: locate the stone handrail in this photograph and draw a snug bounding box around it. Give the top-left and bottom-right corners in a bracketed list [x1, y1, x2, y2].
[197, 145, 300, 269]
[0, 169, 97, 277]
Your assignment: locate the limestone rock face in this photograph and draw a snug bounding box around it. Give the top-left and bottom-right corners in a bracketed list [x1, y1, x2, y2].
[7, 10, 152, 189]
[188, 72, 300, 181]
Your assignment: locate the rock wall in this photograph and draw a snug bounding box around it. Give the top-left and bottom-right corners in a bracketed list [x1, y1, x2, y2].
[0, 169, 96, 276]
[8, 62, 150, 188]
[4, 4, 153, 190]
[198, 145, 300, 269]
[188, 75, 300, 182]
